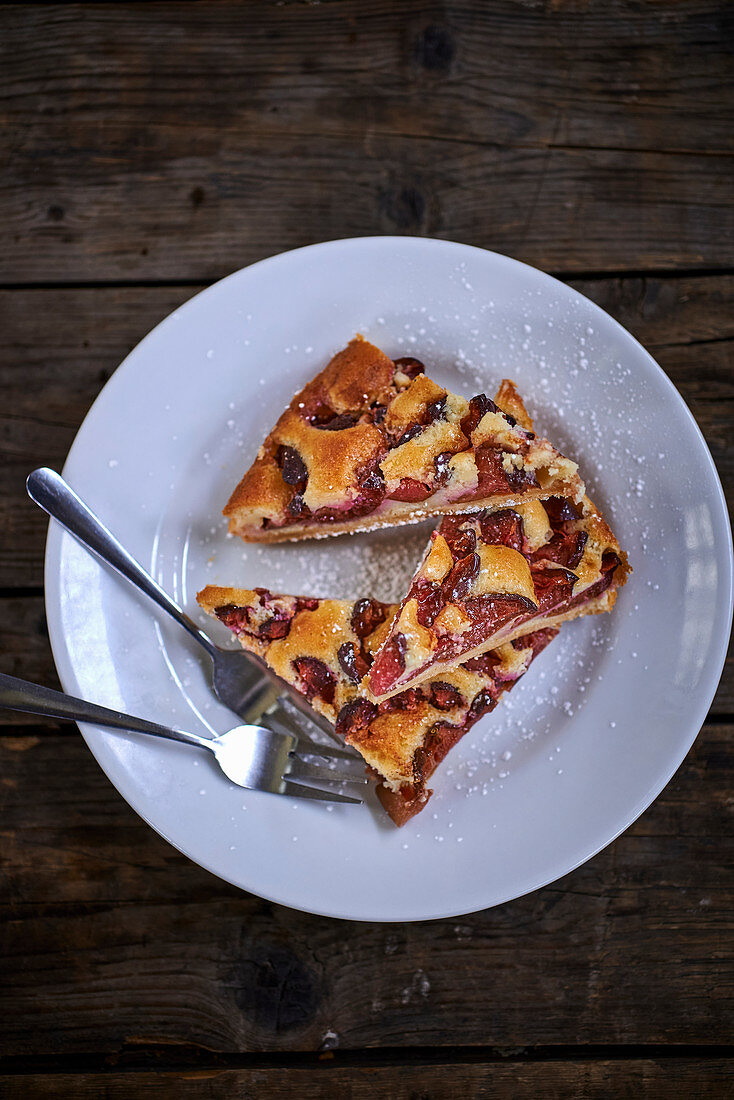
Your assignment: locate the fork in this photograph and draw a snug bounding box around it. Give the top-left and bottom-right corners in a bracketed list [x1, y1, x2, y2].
[27, 467, 350, 757]
[0, 672, 365, 804]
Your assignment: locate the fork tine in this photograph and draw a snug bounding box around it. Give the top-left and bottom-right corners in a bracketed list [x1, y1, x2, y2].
[294, 740, 363, 763]
[262, 705, 314, 740]
[287, 756, 368, 786]
[261, 709, 361, 762]
[273, 690, 340, 740]
[281, 778, 363, 805]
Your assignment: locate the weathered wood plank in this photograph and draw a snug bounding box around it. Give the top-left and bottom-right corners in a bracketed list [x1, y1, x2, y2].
[1, 725, 731, 1053]
[1, 1, 733, 280]
[0, 599, 57, 725]
[4, 1, 732, 155]
[0, 1061, 732, 1099]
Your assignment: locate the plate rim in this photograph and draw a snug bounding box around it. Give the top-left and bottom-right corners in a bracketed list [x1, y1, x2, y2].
[43, 236, 734, 921]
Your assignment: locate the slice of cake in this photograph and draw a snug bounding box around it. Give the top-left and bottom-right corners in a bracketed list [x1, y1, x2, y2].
[224, 336, 584, 542]
[365, 495, 628, 700]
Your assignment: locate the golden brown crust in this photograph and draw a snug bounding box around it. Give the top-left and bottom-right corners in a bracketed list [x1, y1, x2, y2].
[313, 336, 396, 413]
[224, 456, 293, 528]
[197, 586, 394, 725]
[224, 336, 394, 524]
[275, 410, 385, 514]
[494, 378, 534, 431]
[197, 585, 258, 614]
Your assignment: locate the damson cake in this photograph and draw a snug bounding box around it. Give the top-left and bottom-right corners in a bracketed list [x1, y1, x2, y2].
[197, 585, 557, 825]
[224, 336, 584, 542]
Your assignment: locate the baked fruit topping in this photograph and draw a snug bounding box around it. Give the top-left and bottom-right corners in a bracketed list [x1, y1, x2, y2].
[366, 495, 629, 700]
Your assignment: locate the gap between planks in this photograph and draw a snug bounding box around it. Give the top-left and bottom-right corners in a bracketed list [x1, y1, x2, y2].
[2, 266, 734, 293]
[1, 1043, 733, 1077]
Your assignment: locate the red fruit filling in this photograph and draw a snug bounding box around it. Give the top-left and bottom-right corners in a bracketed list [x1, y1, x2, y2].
[440, 552, 480, 602]
[529, 564, 578, 613]
[351, 597, 388, 638]
[463, 650, 504, 675]
[429, 681, 463, 711]
[564, 552, 620, 610]
[369, 633, 407, 696]
[388, 477, 433, 502]
[425, 396, 447, 423]
[337, 641, 369, 685]
[257, 618, 291, 640]
[381, 687, 425, 713]
[393, 423, 423, 448]
[520, 627, 559, 660]
[479, 508, 524, 552]
[543, 496, 582, 526]
[293, 656, 336, 705]
[461, 593, 538, 638]
[295, 597, 321, 614]
[468, 689, 497, 719]
[414, 581, 443, 627]
[434, 451, 452, 487]
[303, 398, 337, 425]
[216, 593, 318, 641]
[441, 518, 477, 559]
[214, 603, 251, 632]
[336, 697, 378, 737]
[474, 446, 537, 495]
[277, 445, 308, 488]
[287, 493, 310, 518]
[460, 393, 500, 437]
[532, 529, 588, 569]
[393, 356, 426, 380]
[315, 412, 359, 431]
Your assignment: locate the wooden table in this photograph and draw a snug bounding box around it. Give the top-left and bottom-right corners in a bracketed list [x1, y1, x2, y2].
[1, 3, 732, 1096]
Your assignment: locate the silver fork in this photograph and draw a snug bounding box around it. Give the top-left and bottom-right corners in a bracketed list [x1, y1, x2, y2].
[27, 468, 351, 758]
[0, 672, 364, 804]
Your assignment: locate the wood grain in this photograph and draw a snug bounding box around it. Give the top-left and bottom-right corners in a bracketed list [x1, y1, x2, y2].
[1, 1060, 732, 1099]
[1, 2, 733, 1086]
[1, 725, 731, 1055]
[1, 1, 733, 281]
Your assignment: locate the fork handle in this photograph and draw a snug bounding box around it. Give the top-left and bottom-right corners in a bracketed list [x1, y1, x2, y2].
[0, 672, 213, 751]
[27, 468, 217, 658]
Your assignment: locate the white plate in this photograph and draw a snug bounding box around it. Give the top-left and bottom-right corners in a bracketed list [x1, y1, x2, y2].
[45, 238, 732, 922]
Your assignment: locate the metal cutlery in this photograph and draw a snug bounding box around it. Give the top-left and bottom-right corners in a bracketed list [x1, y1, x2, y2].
[0, 672, 364, 804]
[26, 467, 354, 761]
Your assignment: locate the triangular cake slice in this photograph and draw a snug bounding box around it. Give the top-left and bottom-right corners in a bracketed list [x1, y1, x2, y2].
[224, 335, 584, 542]
[365, 496, 628, 700]
[197, 585, 557, 825]
[365, 386, 629, 700]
